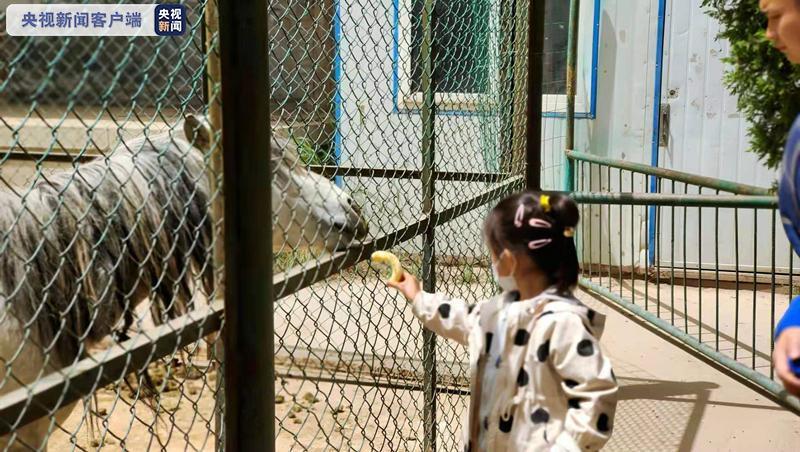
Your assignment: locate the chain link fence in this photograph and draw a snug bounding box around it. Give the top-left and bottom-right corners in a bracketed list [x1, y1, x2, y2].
[271, 0, 537, 449]
[0, 0, 224, 449]
[0, 0, 561, 449]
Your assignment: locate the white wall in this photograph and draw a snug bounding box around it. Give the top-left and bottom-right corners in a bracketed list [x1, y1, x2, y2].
[568, 0, 663, 271]
[336, 0, 514, 260]
[337, 0, 788, 272]
[652, 0, 790, 273]
[553, 0, 789, 274]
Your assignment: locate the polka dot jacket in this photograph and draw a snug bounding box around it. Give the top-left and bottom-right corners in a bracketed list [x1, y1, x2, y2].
[411, 287, 618, 452]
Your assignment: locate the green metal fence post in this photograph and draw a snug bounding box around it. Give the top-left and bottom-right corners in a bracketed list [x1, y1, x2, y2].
[498, 0, 514, 173]
[525, 0, 545, 190]
[218, 0, 273, 450]
[421, 0, 437, 450]
[202, 2, 226, 449]
[564, 0, 579, 192]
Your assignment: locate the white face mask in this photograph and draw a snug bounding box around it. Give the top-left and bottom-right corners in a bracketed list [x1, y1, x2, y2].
[491, 262, 518, 292]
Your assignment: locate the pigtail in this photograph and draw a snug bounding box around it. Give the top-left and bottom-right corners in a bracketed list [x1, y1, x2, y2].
[549, 194, 581, 293]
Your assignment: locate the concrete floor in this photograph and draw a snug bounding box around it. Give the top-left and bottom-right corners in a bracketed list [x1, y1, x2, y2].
[272, 276, 800, 451]
[577, 290, 800, 451]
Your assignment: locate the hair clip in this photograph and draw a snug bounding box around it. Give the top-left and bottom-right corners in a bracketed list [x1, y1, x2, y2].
[513, 203, 526, 228]
[563, 227, 575, 238]
[539, 195, 551, 212]
[529, 218, 552, 229]
[528, 238, 552, 250]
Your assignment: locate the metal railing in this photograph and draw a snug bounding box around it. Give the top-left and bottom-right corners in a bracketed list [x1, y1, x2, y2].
[567, 150, 800, 415]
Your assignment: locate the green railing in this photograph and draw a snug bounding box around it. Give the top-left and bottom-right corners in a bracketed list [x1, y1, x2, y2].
[566, 151, 800, 415]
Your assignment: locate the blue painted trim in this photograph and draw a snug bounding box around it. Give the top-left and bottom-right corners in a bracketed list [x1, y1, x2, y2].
[647, 0, 668, 265]
[388, 0, 602, 118]
[589, 0, 601, 118]
[391, 0, 400, 114]
[333, 0, 344, 187]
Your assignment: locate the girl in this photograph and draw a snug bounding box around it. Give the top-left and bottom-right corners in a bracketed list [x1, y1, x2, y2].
[388, 191, 617, 452]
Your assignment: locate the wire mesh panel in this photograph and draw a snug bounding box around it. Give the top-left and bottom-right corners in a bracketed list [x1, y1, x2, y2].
[269, 0, 535, 450]
[0, 0, 225, 449]
[1, 0, 545, 449]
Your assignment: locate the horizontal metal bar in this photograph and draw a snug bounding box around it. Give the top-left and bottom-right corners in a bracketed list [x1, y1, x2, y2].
[277, 372, 470, 397]
[275, 346, 469, 384]
[571, 192, 778, 208]
[307, 165, 510, 183]
[2, 150, 95, 163]
[5, 154, 509, 183]
[566, 150, 771, 195]
[273, 175, 523, 298]
[0, 300, 225, 436]
[579, 278, 800, 415]
[580, 263, 798, 286]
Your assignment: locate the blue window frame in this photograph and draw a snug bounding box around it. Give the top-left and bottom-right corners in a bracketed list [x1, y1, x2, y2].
[329, 0, 601, 181]
[387, 0, 601, 118]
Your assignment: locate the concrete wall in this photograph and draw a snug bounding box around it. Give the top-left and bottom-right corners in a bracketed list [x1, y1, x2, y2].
[336, 0, 790, 272]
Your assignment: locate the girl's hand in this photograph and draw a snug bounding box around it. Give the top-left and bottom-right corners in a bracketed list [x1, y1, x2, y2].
[773, 327, 800, 396]
[386, 272, 421, 302]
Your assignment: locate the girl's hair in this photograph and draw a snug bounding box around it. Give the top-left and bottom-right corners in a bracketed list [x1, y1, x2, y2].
[484, 191, 580, 293]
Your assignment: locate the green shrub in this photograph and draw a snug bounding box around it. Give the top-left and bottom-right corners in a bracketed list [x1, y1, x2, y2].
[702, 0, 800, 169]
[293, 137, 335, 167]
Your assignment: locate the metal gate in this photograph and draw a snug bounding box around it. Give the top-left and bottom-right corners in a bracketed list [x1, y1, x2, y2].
[567, 150, 800, 415]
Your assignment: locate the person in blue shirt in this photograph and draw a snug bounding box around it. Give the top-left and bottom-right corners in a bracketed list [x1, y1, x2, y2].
[763, 0, 800, 396]
[776, 116, 800, 396]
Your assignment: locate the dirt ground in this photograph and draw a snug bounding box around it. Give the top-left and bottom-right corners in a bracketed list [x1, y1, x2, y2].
[34, 275, 800, 451]
[48, 359, 220, 451]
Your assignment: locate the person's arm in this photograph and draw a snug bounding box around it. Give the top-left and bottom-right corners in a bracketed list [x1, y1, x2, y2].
[409, 291, 475, 346]
[773, 296, 800, 395]
[545, 313, 618, 451]
[776, 296, 800, 339]
[387, 273, 477, 346]
[775, 113, 800, 395]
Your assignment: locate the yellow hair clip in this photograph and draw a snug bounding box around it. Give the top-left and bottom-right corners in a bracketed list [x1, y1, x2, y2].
[539, 194, 551, 212]
[563, 227, 575, 238]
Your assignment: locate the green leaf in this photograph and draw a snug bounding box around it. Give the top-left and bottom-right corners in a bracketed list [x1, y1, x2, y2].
[702, 0, 800, 169]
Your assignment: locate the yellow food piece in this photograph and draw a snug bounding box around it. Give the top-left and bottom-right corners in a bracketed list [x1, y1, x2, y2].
[371, 251, 404, 283]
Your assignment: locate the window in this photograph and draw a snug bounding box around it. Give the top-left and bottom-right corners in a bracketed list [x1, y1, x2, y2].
[1, 0, 206, 109]
[408, 0, 490, 95]
[394, 0, 596, 115]
[395, 0, 493, 110]
[543, 0, 569, 95]
[0, 35, 203, 109]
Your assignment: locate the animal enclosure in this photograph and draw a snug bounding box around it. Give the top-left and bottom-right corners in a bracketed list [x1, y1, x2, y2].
[0, 0, 544, 449]
[0, 1, 224, 449]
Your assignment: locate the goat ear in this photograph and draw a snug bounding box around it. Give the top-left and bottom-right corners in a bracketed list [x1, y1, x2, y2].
[184, 114, 212, 150]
